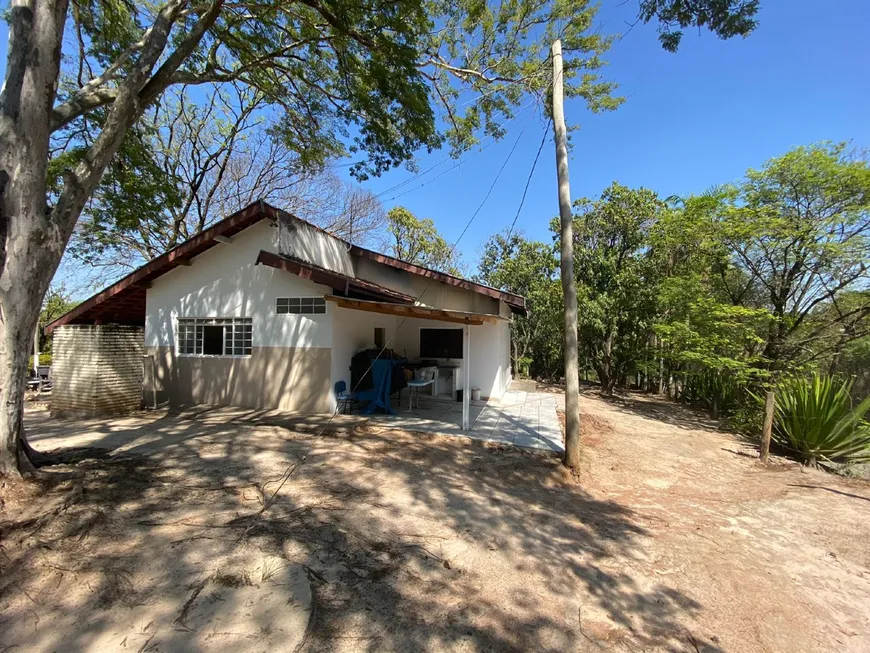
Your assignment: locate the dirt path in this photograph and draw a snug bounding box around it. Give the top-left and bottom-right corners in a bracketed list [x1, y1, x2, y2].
[566, 390, 870, 652]
[2, 396, 869, 652]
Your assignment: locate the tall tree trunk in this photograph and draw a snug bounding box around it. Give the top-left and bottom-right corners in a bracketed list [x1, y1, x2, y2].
[0, 247, 59, 476]
[0, 0, 69, 477]
[658, 345, 665, 395]
[595, 364, 614, 396]
[0, 0, 217, 477]
[598, 329, 615, 395]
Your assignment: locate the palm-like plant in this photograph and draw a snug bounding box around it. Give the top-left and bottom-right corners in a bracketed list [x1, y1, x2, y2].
[757, 375, 870, 468]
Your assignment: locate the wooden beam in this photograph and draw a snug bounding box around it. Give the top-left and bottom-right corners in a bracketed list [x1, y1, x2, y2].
[325, 296, 486, 325]
[176, 258, 192, 266]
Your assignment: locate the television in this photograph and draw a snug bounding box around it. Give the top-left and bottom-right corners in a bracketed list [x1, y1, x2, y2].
[420, 328, 463, 359]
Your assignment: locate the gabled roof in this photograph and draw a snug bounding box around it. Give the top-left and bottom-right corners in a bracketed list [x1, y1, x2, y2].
[45, 201, 270, 334]
[46, 201, 526, 333]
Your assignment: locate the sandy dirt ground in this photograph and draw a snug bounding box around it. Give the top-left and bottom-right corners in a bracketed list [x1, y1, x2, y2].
[1, 392, 869, 652]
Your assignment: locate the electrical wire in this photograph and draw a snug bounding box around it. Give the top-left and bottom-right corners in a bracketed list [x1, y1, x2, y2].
[504, 120, 550, 241]
[372, 98, 540, 201]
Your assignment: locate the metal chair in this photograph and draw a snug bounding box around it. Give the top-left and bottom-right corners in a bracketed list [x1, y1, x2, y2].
[334, 380, 358, 414]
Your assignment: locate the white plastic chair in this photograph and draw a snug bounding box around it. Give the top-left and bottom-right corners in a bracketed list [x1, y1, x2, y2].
[406, 366, 437, 410]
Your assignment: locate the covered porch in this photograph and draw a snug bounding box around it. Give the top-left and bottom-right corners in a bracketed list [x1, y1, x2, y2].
[327, 296, 514, 430]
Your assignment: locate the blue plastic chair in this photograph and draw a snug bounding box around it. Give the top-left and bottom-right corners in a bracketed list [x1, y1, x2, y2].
[334, 380, 358, 414]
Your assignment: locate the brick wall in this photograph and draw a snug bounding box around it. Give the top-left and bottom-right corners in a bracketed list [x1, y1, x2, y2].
[51, 325, 145, 417]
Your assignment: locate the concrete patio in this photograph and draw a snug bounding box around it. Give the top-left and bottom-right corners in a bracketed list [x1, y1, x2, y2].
[370, 387, 564, 453]
[24, 383, 564, 456]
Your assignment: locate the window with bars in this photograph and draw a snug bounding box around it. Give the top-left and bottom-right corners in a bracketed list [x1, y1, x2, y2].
[276, 297, 327, 315]
[177, 318, 252, 356]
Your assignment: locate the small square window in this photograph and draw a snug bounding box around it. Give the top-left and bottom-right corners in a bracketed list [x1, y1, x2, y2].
[276, 297, 326, 315]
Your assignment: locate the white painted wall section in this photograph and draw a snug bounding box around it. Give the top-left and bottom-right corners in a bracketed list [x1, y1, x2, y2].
[145, 220, 333, 349]
[277, 216, 355, 277]
[330, 306, 397, 391]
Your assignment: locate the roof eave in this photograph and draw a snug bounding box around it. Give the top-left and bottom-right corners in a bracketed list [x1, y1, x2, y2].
[45, 201, 272, 334]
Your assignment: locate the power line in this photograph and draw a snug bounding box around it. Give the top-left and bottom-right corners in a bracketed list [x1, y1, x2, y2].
[373, 99, 540, 201]
[505, 120, 550, 240]
[440, 125, 527, 266]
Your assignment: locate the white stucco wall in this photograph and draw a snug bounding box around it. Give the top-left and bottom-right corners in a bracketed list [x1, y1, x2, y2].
[277, 216, 355, 277]
[144, 218, 515, 407]
[145, 220, 333, 349]
[330, 306, 398, 391]
[353, 257, 501, 314]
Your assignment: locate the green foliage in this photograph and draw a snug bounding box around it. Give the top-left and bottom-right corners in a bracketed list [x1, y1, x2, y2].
[832, 333, 870, 400]
[756, 375, 870, 467]
[654, 273, 769, 411]
[637, 0, 760, 52]
[50, 0, 636, 284]
[424, 0, 623, 155]
[38, 285, 78, 354]
[478, 231, 562, 378]
[567, 182, 664, 393]
[386, 206, 462, 274]
[717, 143, 870, 367]
[481, 143, 870, 448]
[66, 123, 183, 266]
[58, 0, 628, 183]
[29, 354, 52, 368]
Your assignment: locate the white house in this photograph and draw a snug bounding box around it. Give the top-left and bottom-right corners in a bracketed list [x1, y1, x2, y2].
[47, 201, 526, 424]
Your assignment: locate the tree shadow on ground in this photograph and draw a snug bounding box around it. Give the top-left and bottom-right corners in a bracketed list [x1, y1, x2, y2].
[1, 410, 723, 652]
[787, 484, 870, 503]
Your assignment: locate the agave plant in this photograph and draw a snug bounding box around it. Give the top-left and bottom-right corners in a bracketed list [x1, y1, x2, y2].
[757, 375, 870, 468]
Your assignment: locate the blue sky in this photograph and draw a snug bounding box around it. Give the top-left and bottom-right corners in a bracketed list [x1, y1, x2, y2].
[344, 0, 870, 265]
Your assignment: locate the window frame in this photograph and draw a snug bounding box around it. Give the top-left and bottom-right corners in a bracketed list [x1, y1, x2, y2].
[176, 317, 253, 357]
[276, 296, 328, 315]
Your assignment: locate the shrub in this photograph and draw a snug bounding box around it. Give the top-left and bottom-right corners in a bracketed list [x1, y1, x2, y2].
[758, 374, 870, 468]
[30, 353, 52, 367]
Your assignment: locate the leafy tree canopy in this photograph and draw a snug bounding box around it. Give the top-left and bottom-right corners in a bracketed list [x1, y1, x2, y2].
[478, 231, 562, 377]
[566, 182, 665, 394]
[386, 206, 462, 274]
[715, 143, 870, 366]
[637, 0, 760, 52]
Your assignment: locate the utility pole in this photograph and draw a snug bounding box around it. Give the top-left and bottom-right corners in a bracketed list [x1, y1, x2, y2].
[552, 39, 581, 470]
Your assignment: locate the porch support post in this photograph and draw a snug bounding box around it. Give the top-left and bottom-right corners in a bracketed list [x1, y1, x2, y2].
[462, 324, 471, 430]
